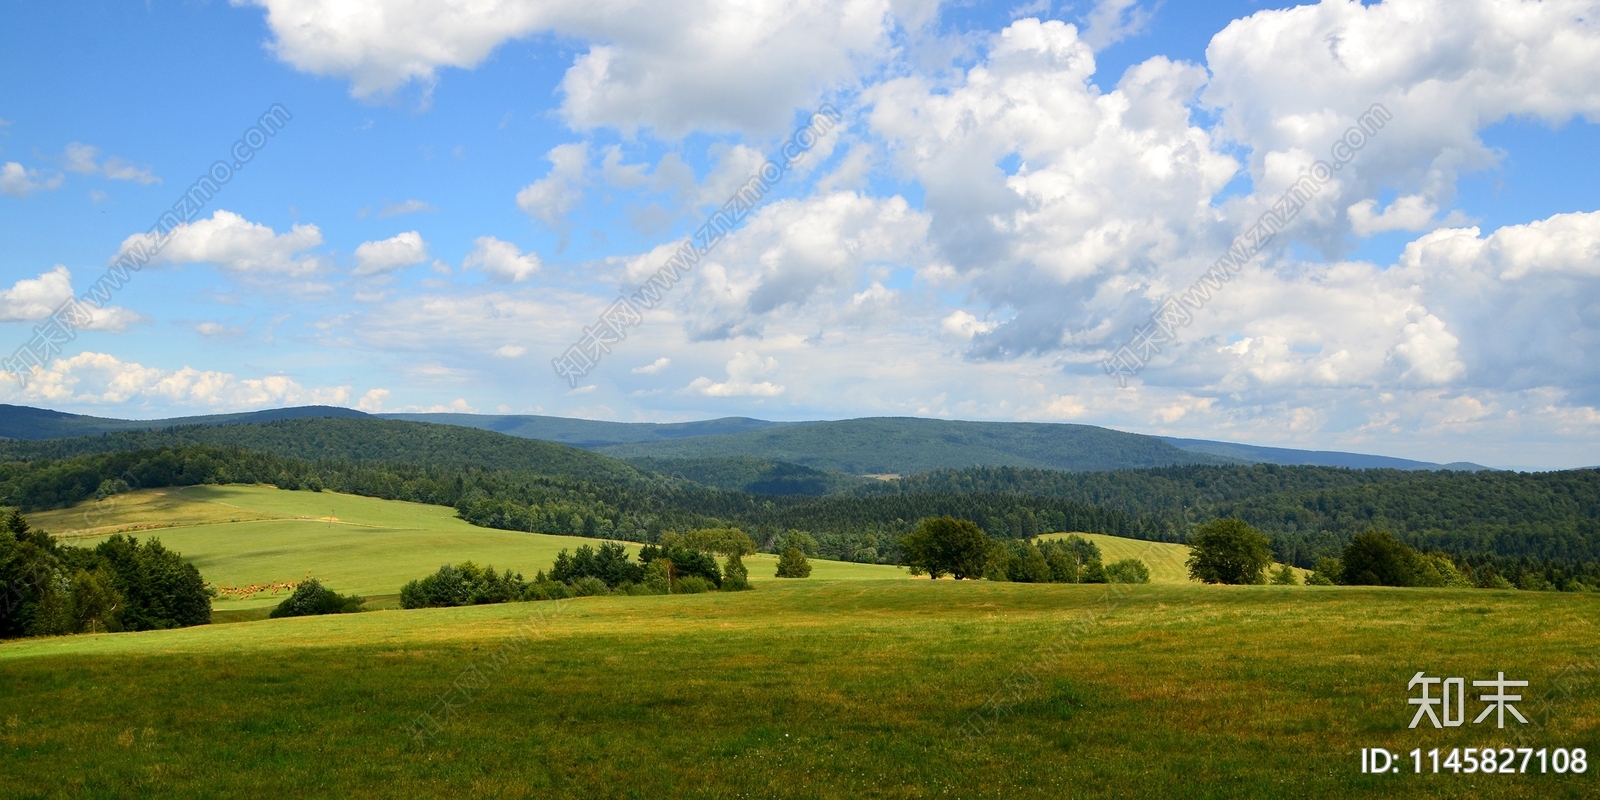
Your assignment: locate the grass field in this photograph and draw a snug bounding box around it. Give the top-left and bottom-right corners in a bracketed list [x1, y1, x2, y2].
[28, 486, 908, 612]
[0, 580, 1594, 798]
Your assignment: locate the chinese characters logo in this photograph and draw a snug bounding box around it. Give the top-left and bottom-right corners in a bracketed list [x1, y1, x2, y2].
[1408, 671, 1529, 729]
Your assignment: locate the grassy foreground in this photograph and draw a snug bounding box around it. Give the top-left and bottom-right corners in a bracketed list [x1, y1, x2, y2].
[1, 580, 1595, 798]
[29, 486, 907, 610]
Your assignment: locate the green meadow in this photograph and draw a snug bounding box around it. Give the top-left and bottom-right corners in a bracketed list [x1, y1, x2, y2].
[4, 488, 1595, 798]
[29, 486, 908, 612]
[2, 581, 1595, 798]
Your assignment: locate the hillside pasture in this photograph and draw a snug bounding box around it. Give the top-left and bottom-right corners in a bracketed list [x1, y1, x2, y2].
[28, 486, 908, 611]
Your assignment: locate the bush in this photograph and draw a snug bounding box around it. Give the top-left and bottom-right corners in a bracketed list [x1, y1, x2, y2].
[676, 576, 713, 594]
[269, 578, 364, 618]
[551, 542, 643, 589]
[642, 560, 672, 594]
[1040, 536, 1103, 583]
[1269, 564, 1298, 585]
[522, 579, 572, 601]
[1340, 531, 1422, 587]
[570, 576, 609, 597]
[722, 553, 752, 591]
[400, 562, 530, 608]
[1105, 558, 1151, 584]
[640, 543, 722, 587]
[1307, 556, 1342, 585]
[1186, 518, 1273, 585]
[775, 546, 812, 578]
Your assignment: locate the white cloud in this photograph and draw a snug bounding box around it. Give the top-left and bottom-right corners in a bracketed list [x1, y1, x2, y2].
[195, 322, 246, 338]
[462, 236, 541, 282]
[357, 388, 390, 411]
[631, 357, 670, 374]
[685, 351, 785, 397]
[120, 210, 325, 276]
[668, 191, 931, 339]
[353, 231, 430, 276]
[494, 345, 527, 358]
[238, 0, 902, 135]
[0, 162, 62, 198]
[1202, 0, 1600, 251]
[1348, 194, 1440, 237]
[62, 142, 161, 185]
[5, 351, 351, 409]
[1080, 0, 1153, 51]
[516, 143, 588, 231]
[377, 199, 437, 217]
[0, 266, 139, 331]
[941, 310, 997, 340]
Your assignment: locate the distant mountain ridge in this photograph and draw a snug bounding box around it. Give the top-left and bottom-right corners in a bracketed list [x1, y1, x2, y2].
[0, 404, 1487, 473]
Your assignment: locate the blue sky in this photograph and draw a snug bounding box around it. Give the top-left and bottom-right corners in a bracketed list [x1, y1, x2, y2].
[1, 0, 1597, 469]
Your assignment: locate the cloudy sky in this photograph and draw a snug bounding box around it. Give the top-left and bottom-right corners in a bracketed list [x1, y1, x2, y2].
[1, 0, 1597, 469]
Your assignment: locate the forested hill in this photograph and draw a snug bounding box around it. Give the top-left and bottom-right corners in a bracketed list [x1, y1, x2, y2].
[0, 403, 366, 440]
[376, 412, 796, 447]
[869, 464, 1600, 567]
[0, 418, 645, 484]
[594, 417, 1236, 474]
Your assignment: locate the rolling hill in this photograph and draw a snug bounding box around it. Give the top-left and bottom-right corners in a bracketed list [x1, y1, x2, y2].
[0, 404, 1487, 473]
[592, 417, 1236, 475]
[0, 417, 646, 484]
[27, 485, 907, 612]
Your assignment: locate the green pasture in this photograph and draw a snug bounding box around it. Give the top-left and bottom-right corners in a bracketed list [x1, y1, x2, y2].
[1, 581, 1594, 798]
[28, 486, 908, 611]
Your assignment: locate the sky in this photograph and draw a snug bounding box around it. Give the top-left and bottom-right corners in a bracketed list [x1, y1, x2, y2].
[0, 0, 1597, 470]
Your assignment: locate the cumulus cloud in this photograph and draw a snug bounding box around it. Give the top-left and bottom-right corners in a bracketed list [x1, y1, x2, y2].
[1348, 195, 1440, 237]
[1202, 0, 1600, 250]
[516, 143, 588, 232]
[237, 0, 901, 134]
[631, 357, 670, 374]
[357, 388, 390, 411]
[5, 351, 351, 409]
[666, 191, 931, 339]
[463, 236, 541, 282]
[0, 266, 139, 331]
[870, 19, 1238, 357]
[353, 231, 430, 276]
[119, 210, 325, 276]
[0, 162, 62, 198]
[686, 351, 785, 397]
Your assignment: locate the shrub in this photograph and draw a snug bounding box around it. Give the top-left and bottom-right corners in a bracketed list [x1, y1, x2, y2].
[269, 578, 364, 618]
[1186, 518, 1273, 585]
[722, 553, 752, 591]
[522, 579, 572, 601]
[570, 576, 609, 597]
[1106, 558, 1151, 584]
[676, 576, 712, 594]
[1340, 531, 1422, 587]
[1269, 564, 1298, 585]
[550, 542, 643, 589]
[642, 560, 672, 594]
[400, 562, 530, 608]
[775, 547, 812, 578]
[1308, 556, 1343, 586]
[1040, 536, 1103, 583]
[640, 543, 722, 587]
